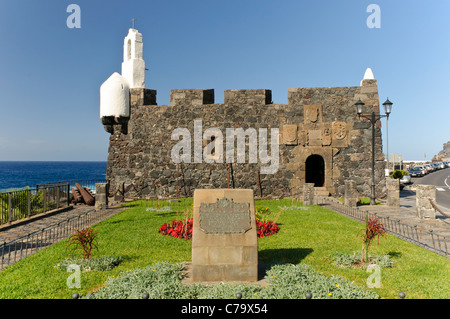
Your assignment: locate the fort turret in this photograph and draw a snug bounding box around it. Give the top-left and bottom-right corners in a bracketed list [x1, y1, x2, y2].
[100, 26, 146, 134]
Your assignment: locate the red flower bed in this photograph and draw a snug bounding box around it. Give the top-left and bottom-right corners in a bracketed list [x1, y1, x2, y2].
[256, 220, 280, 238]
[160, 218, 279, 240]
[159, 218, 193, 240]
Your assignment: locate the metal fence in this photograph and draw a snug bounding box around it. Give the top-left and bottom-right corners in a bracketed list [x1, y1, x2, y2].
[0, 208, 116, 270]
[0, 184, 70, 226]
[315, 196, 449, 258]
[0, 180, 106, 226]
[36, 179, 106, 194]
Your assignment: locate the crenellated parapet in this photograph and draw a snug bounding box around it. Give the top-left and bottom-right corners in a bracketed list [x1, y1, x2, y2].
[224, 89, 272, 105]
[170, 89, 215, 106]
[130, 88, 157, 107]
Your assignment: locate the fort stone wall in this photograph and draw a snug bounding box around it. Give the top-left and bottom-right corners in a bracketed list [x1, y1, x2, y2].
[105, 79, 385, 199]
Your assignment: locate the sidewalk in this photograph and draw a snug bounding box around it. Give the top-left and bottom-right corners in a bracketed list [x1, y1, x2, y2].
[360, 189, 450, 240]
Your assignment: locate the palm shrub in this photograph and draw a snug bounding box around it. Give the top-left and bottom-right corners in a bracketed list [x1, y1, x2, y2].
[357, 216, 387, 263]
[66, 227, 99, 261]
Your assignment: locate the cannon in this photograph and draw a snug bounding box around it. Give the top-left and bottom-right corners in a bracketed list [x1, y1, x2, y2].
[75, 183, 95, 206]
[72, 187, 83, 204]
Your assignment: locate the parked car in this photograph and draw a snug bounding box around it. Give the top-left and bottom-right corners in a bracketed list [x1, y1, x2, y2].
[400, 174, 412, 185]
[414, 165, 428, 175]
[408, 167, 425, 177]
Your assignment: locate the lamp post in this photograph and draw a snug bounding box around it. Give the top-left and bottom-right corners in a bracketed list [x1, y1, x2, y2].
[355, 98, 393, 205]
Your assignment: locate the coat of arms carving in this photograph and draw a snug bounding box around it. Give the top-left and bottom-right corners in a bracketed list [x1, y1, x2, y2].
[332, 121, 347, 140]
[281, 124, 298, 145]
[304, 105, 322, 124]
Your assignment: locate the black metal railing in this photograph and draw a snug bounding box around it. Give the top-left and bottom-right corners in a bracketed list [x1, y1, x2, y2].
[0, 180, 106, 226]
[0, 208, 116, 270]
[0, 184, 70, 226]
[315, 196, 449, 258]
[36, 179, 106, 194]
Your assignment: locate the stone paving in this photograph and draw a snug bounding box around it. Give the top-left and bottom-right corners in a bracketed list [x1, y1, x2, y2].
[315, 187, 450, 257]
[361, 189, 450, 238]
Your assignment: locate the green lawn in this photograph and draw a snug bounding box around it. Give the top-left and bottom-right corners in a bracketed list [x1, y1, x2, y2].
[0, 199, 448, 299]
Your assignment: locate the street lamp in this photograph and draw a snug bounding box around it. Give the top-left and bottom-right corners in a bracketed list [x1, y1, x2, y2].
[355, 98, 393, 205]
[382, 98, 393, 173]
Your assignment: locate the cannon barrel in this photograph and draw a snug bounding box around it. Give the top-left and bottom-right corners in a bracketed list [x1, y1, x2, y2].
[75, 183, 95, 206]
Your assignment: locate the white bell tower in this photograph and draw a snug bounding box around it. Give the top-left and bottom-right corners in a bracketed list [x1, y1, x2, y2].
[121, 24, 145, 89]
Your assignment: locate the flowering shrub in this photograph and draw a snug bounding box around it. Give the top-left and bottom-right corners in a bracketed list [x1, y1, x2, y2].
[256, 207, 271, 222]
[256, 220, 280, 238]
[160, 219, 193, 240]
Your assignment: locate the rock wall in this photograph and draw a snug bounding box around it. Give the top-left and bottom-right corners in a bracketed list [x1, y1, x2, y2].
[105, 79, 385, 199]
[434, 141, 450, 161]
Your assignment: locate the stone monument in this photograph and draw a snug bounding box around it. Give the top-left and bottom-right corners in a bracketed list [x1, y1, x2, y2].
[191, 189, 258, 282]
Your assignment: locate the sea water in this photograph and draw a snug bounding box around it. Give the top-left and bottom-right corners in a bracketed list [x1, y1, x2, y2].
[0, 161, 107, 191]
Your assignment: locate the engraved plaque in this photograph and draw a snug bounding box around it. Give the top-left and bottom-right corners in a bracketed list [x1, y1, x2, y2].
[199, 197, 251, 234]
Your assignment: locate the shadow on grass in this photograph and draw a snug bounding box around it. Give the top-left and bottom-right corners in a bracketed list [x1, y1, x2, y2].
[387, 251, 402, 258]
[258, 248, 313, 280]
[259, 248, 313, 265]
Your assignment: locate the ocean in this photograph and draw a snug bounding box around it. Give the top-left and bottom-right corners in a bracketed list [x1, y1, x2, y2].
[0, 161, 107, 192]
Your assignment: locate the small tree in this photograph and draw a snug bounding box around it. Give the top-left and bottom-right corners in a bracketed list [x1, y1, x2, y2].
[357, 216, 387, 263]
[390, 169, 408, 179]
[66, 227, 99, 261]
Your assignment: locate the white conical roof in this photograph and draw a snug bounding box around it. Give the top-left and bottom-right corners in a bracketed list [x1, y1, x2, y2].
[363, 68, 375, 80]
[100, 72, 130, 118]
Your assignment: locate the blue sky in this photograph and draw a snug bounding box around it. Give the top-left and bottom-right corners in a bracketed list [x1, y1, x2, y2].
[0, 0, 449, 161]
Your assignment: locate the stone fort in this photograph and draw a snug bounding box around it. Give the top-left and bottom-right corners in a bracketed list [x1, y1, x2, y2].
[100, 28, 385, 199]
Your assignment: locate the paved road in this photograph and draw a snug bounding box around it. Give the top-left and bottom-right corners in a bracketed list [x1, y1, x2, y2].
[409, 167, 450, 213]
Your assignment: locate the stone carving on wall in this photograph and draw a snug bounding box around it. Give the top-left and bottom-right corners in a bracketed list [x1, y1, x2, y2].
[332, 121, 347, 140]
[281, 124, 298, 145]
[304, 105, 322, 124]
[322, 125, 332, 146]
[332, 121, 348, 147]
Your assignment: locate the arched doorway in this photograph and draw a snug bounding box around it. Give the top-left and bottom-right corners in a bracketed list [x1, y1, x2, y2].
[305, 155, 325, 187]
